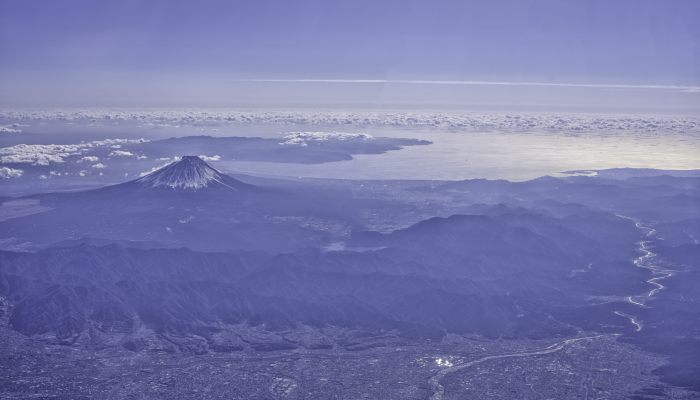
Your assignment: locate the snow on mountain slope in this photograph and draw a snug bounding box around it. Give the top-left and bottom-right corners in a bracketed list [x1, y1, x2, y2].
[134, 156, 248, 190]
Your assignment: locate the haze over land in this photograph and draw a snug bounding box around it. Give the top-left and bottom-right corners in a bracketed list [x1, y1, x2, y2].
[1, 1, 699, 399]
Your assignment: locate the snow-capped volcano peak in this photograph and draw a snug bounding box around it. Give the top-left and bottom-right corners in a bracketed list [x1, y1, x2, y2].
[136, 156, 233, 190]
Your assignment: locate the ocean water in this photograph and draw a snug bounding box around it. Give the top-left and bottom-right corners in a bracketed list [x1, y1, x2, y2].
[2, 109, 699, 182]
[220, 127, 700, 181]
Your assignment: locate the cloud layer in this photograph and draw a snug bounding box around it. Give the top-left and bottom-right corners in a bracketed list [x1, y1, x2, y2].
[2, 109, 698, 136]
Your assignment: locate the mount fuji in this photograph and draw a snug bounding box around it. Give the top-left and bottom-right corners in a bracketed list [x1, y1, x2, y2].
[0, 156, 356, 252]
[133, 156, 253, 191]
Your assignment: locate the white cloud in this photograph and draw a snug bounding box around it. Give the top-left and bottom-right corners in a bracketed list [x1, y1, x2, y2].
[109, 150, 135, 157]
[0, 143, 82, 165]
[199, 154, 221, 161]
[0, 166, 23, 178]
[0, 123, 22, 133]
[0, 138, 147, 166]
[281, 132, 374, 146]
[91, 163, 106, 169]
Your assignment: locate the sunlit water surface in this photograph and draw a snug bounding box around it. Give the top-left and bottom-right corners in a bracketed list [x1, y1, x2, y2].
[219, 127, 700, 181]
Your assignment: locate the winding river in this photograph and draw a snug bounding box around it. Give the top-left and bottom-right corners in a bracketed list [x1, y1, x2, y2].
[615, 217, 676, 332]
[426, 216, 676, 399]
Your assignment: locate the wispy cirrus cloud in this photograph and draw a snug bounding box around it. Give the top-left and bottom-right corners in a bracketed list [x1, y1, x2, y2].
[242, 79, 700, 93]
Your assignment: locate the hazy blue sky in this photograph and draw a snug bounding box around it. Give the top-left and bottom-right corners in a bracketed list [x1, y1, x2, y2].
[1, 0, 698, 109]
